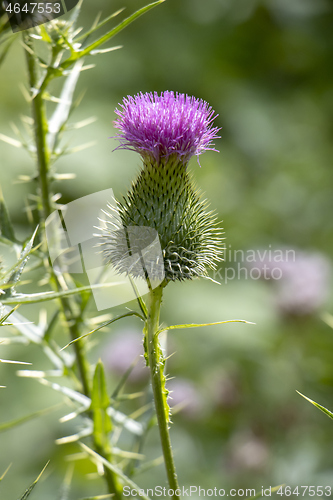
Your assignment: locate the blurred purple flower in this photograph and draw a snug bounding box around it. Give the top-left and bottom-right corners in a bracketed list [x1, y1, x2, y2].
[114, 91, 220, 164]
[167, 378, 203, 418]
[274, 252, 331, 316]
[212, 372, 241, 409]
[247, 250, 331, 316]
[228, 431, 269, 472]
[101, 331, 149, 383]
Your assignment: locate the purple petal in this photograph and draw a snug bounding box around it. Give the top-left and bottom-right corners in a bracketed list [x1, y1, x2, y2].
[113, 91, 221, 163]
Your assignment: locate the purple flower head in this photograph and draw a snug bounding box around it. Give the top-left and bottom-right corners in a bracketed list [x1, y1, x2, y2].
[114, 91, 220, 164]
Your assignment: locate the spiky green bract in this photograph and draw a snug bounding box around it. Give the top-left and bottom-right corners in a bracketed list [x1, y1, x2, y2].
[100, 155, 223, 283]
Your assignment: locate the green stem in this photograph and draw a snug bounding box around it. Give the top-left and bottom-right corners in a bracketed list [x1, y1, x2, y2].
[56, 289, 92, 398]
[146, 285, 180, 498]
[24, 35, 122, 500]
[55, 281, 122, 500]
[94, 443, 122, 499]
[24, 35, 52, 222]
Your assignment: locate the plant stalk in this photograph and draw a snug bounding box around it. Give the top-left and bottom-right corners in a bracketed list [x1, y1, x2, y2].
[146, 285, 180, 498]
[24, 35, 52, 222]
[24, 34, 122, 499]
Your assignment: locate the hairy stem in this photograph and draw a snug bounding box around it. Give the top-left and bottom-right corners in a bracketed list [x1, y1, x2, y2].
[24, 35, 52, 222]
[146, 285, 180, 498]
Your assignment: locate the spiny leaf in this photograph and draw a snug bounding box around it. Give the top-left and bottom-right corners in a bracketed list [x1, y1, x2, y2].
[128, 402, 153, 421]
[0, 186, 16, 242]
[17, 462, 49, 500]
[1, 305, 44, 344]
[0, 36, 16, 67]
[33, 378, 90, 407]
[79, 443, 151, 500]
[91, 361, 110, 411]
[48, 60, 84, 151]
[90, 360, 112, 450]
[0, 463, 11, 481]
[321, 312, 333, 329]
[61, 311, 144, 350]
[0, 403, 63, 432]
[111, 357, 143, 400]
[67, 0, 83, 26]
[75, 8, 125, 43]
[0, 132, 22, 148]
[38, 24, 52, 44]
[129, 275, 147, 319]
[27, 378, 143, 436]
[132, 455, 164, 476]
[111, 448, 144, 460]
[58, 464, 74, 500]
[0, 305, 19, 326]
[157, 318, 255, 336]
[67, 140, 97, 153]
[0, 358, 31, 365]
[56, 426, 92, 445]
[0, 280, 125, 305]
[2, 226, 39, 291]
[66, 116, 97, 130]
[90, 45, 122, 55]
[80, 495, 113, 500]
[61, 0, 165, 69]
[296, 391, 333, 420]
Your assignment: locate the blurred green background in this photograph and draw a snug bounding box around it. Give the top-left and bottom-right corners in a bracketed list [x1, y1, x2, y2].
[1, 0, 333, 498]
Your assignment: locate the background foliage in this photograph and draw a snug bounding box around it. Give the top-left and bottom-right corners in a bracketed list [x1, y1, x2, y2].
[1, 0, 333, 498]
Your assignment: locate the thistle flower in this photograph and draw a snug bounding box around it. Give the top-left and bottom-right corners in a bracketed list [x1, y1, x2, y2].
[100, 91, 223, 283]
[114, 91, 220, 164]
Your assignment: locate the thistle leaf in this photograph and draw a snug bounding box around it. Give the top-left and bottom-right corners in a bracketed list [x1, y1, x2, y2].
[0, 36, 15, 67]
[67, 0, 83, 26]
[66, 116, 97, 130]
[0, 463, 11, 481]
[0, 281, 125, 305]
[91, 361, 110, 411]
[2, 226, 38, 293]
[0, 132, 22, 148]
[0, 358, 31, 365]
[38, 25, 52, 44]
[0, 187, 16, 242]
[0, 404, 62, 432]
[58, 465, 74, 500]
[0, 305, 19, 326]
[90, 360, 112, 450]
[17, 462, 49, 500]
[89, 45, 122, 55]
[28, 378, 143, 435]
[75, 8, 125, 43]
[1, 306, 43, 344]
[296, 391, 333, 420]
[80, 496, 113, 500]
[48, 60, 84, 151]
[157, 318, 255, 335]
[61, 310, 144, 350]
[321, 312, 333, 329]
[132, 455, 164, 476]
[61, 0, 165, 69]
[79, 443, 151, 500]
